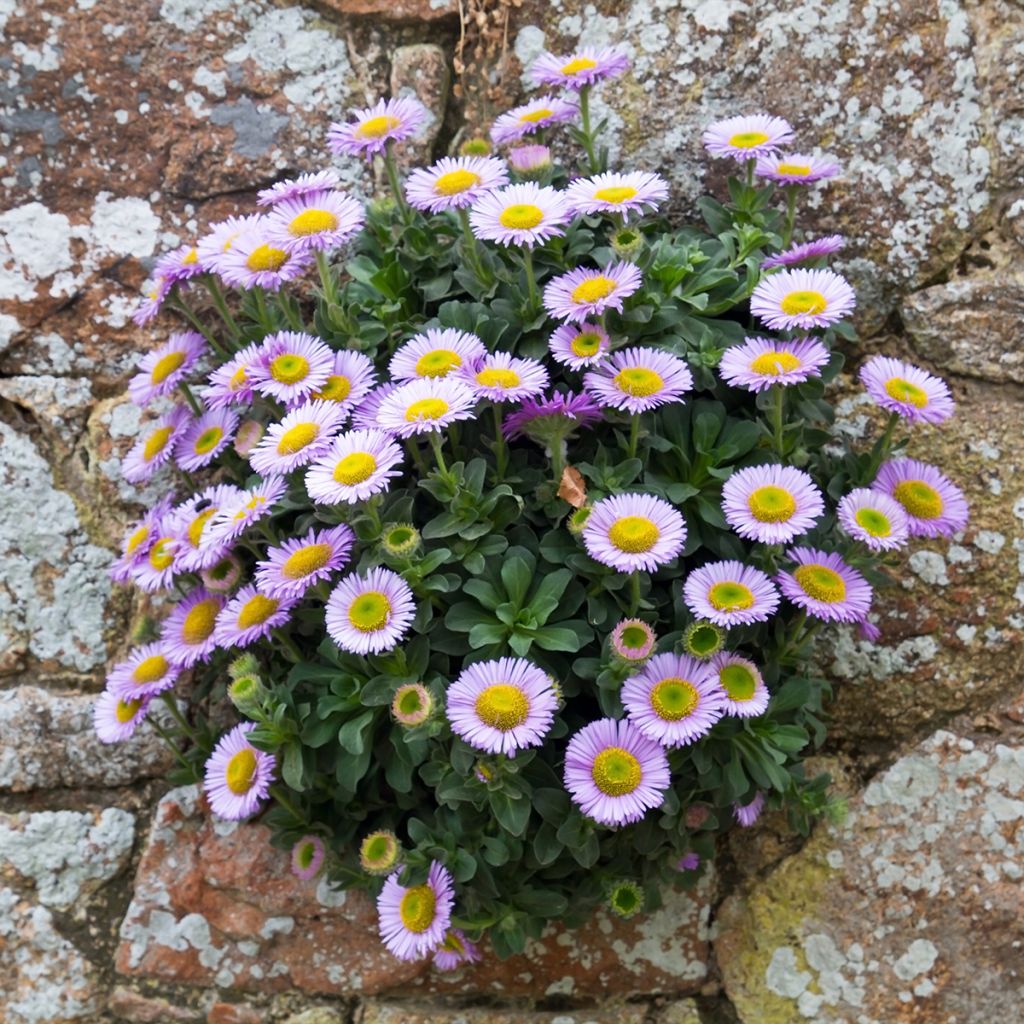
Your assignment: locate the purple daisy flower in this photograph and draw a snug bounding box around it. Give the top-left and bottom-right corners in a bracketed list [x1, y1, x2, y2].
[683, 561, 781, 628]
[755, 152, 840, 184]
[265, 191, 365, 255]
[213, 584, 299, 649]
[507, 145, 552, 177]
[121, 406, 192, 485]
[677, 852, 701, 872]
[610, 618, 656, 663]
[249, 331, 335, 405]
[490, 94, 578, 146]
[721, 464, 825, 544]
[350, 385, 398, 431]
[249, 400, 346, 476]
[458, 351, 549, 403]
[203, 722, 276, 821]
[405, 155, 509, 213]
[93, 691, 152, 744]
[433, 929, 482, 971]
[549, 322, 610, 370]
[530, 46, 630, 90]
[257, 170, 341, 207]
[374, 378, 478, 439]
[255, 523, 355, 599]
[128, 532, 184, 594]
[305, 428, 405, 505]
[327, 96, 430, 159]
[469, 182, 571, 248]
[106, 642, 181, 701]
[160, 588, 224, 668]
[761, 234, 845, 269]
[303, 349, 376, 414]
[219, 229, 312, 292]
[132, 275, 173, 327]
[871, 458, 969, 539]
[859, 355, 954, 425]
[543, 261, 644, 323]
[858, 616, 882, 643]
[166, 484, 243, 572]
[201, 342, 262, 410]
[702, 113, 794, 161]
[129, 331, 206, 406]
[565, 171, 668, 222]
[154, 243, 205, 287]
[710, 652, 770, 718]
[377, 860, 454, 961]
[622, 652, 726, 747]
[325, 567, 416, 655]
[734, 791, 766, 827]
[837, 488, 910, 551]
[582, 492, 687, 573]
[776, 547, 874, 623]
[389, 328, 487, 382]
[204, 477, 287, 547]
[718, 336, 830, 393]
[290, 834, 327, 881]
[109, 496, 173, 584]
[750, 268, 856, 331]
[502, 391, 602, 441]
[563, 717, 671, 827]
[584, 346, 693, 414]
[445, 656, 558, 756]
[174, 407, 239, 472]
[196, 214, 262, 274]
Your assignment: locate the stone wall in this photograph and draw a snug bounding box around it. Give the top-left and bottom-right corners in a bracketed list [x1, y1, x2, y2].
[1, 0, 1022, 1021]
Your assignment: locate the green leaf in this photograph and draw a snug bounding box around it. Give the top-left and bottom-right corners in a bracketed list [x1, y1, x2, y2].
[489, 790, 531, 837]
[338, 710, 375, 755]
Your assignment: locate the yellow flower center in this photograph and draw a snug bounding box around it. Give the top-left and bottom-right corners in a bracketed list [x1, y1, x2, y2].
[271, 354, 310, 384]
[288, 208, 339, 237]
[148, 537, 175, 571]
[593, 185, 638, 204]
[126, 525, 150, 555]
[720, 664, 757, 701]
[281, 542, 333, 580]
[854, 506, 892, 537]
[476, 367, 521, 389]
[608, 515, 660, 553]
[747, 485, 797, 523]
[348, 591, 391, 632]
[561, 56, 598, 75]
[728, 130, 770, 149]
[775, 163, 812, 176]
[187, 508, 217, 548]
[276, 422, 320, 455]
[142, 426, 173, 462]
[750, 351, 801, 375]
[793, 564, 846, 603]
[519, 107, 553, 123]
[237, 593, 280, 629]
[570, 331, 603, 357]
[132, 655, 169, 685]
[314, 374, 352, 402]
[229, 366, 248, 392]
[334, 451, 377, 485]
[192, 426, 224, 455]
[225, 748, 258, 795]
[441, 931, 466, 955]
[356, 114, 401, 139]
[614, 367, 664, 398]
[150, 350, 186, 384]
[591, 747, 642, 796]
[245, 243, 288, 272]
[474, 683, 530, 731]
[115, 697, 142, 724]
[182, 248, 199, 265]
[434, 169, 480, 196]
[780, 290, 827, 316]
[415, 349, 462, 378]
[883, 376, 928, 408]
[892, 479, 943, 520]
[499, 204, 544, 230]
[708, 581, 754, 611]
[570, 276, 616, 304]
[399, 884, 437, 933]
[650, 677, 699, 721]
[234, 496, 267, 521]
[405, 398, 449, 422]
[182, 598, 220, 644]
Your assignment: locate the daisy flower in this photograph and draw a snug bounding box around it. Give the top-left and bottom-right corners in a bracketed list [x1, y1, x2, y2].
[203, 722, 276, 820]
[106, 642, 181, 701]
[132, 275, 173, 327]
[249, 400, 346, 476]
[445, 657, 558, 756]
[121, 406, 192, 484]
[128, 532, 184, 593]
[433, 929, 481, 971]
[702, 113, 794, 161]
[502, 391, 602, 441]
[392, 683, 433, 727]
[549, 322, 610, 370]
[859, 355, 954, 425]
[755, 153, 840, 184]
[154, 243, 205, 287]
[249, 331, 335, 405]
[389, 328, 487, 382]
[93, 691, 152, 744]
[196, 214, 262, 274]
[543, 262, 643, 323]
[837, 488, 910, 551]
[565, 171, 669, 221]
[718, 336, 830, 393]
[490, 94, 578, 146]
[734, 791, 766, 827]
[458, 351, 549, 403]
[109, 497, 173, 583]
[219, 230, 312, 291]
[750, 268, 856, 331]
[582, 492, 687, 573]
[721, 464, 825, 544]
[610, 618, 656, 663]
[257, 170, 341, 207]
[374, 378, 478, 439]
[201, 342, 262, 410]
[327, 96, 429, 159]
[377, 861, 454, 961]
[265, 191, 366, 255]
[304, 349, 376, 413]
[405, 155, 509, 213]
[255, 523, 355, 598]
[710, 652, 770, 718]
[166, 484, 242, 572]
[128, 331, 206, 406]
[507, 145, 552, 177]
[305, 428, 405, 505]
[530, 46, 630, 90]
[584, 346, 693, 415]
[469, 182, 571, 248]
[776, 547, 873, 624]
[871, 458, 969, 539]
[213, 584, 299, 649]
[290, 834, 327, 881]
[761, 235, 845, 269]
[204, 477, 287, 546]
[160, 588, 224, 667]
[622, 652, 726, 747]
[174, 408, 239, 472]
[683, 561, 781, 628]
[563, 717, 670, 827]
[326, 567, 416, 655]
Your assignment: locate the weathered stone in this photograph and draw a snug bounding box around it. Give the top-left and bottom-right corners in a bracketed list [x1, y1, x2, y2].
[658, 1002, 702, 1024]
[207, 1002, 265, 1024]
[390, 44, 449, 163]
[715, 712, 1024, 1023]
[108, 987, 200, 1023]
[357, 1006, 647, 1024]
[0, 686, 173, 792]
[314, 0, 458, 22]
[281, 1011, 346, 1024]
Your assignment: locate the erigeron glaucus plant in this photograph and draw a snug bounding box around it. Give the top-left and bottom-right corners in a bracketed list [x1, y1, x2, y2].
[99, 42, 969, 965]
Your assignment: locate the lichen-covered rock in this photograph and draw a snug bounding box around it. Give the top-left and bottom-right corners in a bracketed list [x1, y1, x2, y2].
[356, 1006, 648, 1024]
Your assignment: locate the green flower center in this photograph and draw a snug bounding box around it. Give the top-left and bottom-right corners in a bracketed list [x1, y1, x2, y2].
[650, 677, 699, 721]
[348, 591, 391, 632]
[747, 485, 796, 523]
[619, 625, 649, 651]
[271, 354, 310, 384]
[571, 331, 603, 357]
[399, 885, 437, 933]
[720, 664, 757, 701]
[193, 426, 223, 455]
[884, 376, 928, 408]
[708, 581, 754, 611]
[854, 506, 892, 537]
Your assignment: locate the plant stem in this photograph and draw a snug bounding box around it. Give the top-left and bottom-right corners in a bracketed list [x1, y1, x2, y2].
[578, 85, 599, 173]
[178, 381, 203, 416]
[782, 185, 798, 248]
[273, 628, 303, 663]
[270, 784, 307, 824]
[521, 246, 540, 315]
[629, 571, 641, 615]
[405, 436, 428, 476]
[149, 719, 199, 779]
[169, 297, 230, 358]
[628, 415, 641, 460]
[458, 207, 491, 285]
[428, 430, 449, 478]
[865, 412, 900, 482]
[383, 143, 411, 224]
[745, 158, 755, 188]
[160, 692, 198, 741]
[492, 403, 508, 478]
[315, 250, 338, 306]
[550, 437, 565, 489]
[253, 287, 274, 332]
[770, 385, 785, 455]
[203, 276, 241, 342]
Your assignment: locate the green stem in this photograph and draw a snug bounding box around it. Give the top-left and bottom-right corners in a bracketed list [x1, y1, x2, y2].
[866, 412, 900, 482]
[363, 494, 383, 538]
[253, 287, 274, 332]
[383, 143, 412, 224]
[492, 403, 508, 478]
[315, 250, 338, 306]
[550, 437, 565, 489]
[203, 276, 241, 341]
[270, 784, 307, 825]
[458, 206, 491, 285]
[782, 185, 798, 248]
[627, 415, 641, 460]
[169, 297, 230, 359]
[770, 385, 785, 455]
[428, 430, 449, 478]
[745, 158, 755, 188]
[178, 381, 203, 416]
[149, 719, 198, 779]
[406, 436, 428, 476]
[273, 628, 303, 663]
[521, 246, 540, 315]
[629, 572, 641, 616]
[160, 692, 198, 741]
[579, 84, 599, 173]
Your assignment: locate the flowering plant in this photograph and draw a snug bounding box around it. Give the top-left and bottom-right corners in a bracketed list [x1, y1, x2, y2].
[100, 43, 967, 967]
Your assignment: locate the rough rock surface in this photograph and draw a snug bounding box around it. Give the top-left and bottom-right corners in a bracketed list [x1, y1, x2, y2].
[356, 1006, 647, 1024]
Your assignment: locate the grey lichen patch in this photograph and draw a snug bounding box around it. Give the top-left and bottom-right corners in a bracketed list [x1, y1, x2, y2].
[209, 98, 289, 158]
